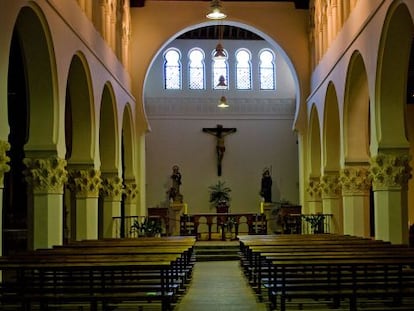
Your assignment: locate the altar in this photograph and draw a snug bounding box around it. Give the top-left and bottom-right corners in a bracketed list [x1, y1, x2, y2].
[180, 213, 267, 241]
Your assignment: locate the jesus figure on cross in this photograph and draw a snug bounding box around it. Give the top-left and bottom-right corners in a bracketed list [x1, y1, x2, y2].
[202, 124, 237, 176]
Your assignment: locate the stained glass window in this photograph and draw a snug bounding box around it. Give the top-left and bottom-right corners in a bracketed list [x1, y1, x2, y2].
[164, 49, 181, 89]
[236, 49, 252, 90]
[212, 49, 229, 90]
[259, 49, 275, 90]
[189, 49, 205, 90]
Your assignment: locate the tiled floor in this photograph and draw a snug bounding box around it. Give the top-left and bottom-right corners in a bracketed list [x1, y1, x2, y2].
[175, 260, 267, 311]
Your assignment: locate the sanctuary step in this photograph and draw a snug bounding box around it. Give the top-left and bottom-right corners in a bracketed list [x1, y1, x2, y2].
[194, 240, 240, 261]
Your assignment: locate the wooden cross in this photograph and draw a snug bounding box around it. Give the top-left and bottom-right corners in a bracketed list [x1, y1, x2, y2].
[202, 124, 237, 176]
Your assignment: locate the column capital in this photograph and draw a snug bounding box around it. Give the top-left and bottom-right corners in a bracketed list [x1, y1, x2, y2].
[370, 152, 412, 191]
[68, 168, 101, 198]
[320, 172, 341, 199]
[124, 180, 138, 204]
[306, 176, 322, 201]
[23, 156, 68, 194]
[0, 140, 11, 188]
[101, 175, 123, 201]
[339, 166, 371, 195]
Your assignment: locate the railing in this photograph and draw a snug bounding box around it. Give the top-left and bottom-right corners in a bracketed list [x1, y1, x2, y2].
[180, 213, 267, 241]
[113, 215, 174, 238]
[282, 213, 333, 234]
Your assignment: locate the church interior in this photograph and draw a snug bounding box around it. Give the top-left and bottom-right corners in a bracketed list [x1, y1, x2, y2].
[1, 0, 414, 310]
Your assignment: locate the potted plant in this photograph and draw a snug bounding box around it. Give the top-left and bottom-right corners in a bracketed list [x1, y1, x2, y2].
[131, 217, 163, 237]
[303, 214, 325, 234]
[208, 180, 231, 213]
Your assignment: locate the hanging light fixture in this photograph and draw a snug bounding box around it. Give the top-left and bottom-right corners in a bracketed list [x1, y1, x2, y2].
[216, 75, 227, 89]
[206, 0, 227, 20]
[217, 96, 229, 108]
[213, 22, 226, 60]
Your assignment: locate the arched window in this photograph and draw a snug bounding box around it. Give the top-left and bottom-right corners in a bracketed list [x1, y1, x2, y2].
[235, 49, 252, 90]
[188, 48, 205, 90]
[212, 49, 229, 90]
[259, 49, 275, 90]
[164, 49, 181, 89]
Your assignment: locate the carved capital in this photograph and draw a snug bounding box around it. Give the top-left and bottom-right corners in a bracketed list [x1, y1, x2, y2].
[23, 157, 68, 194]
[68, 169, 102, 198]
[124, 180, 138, 204]
[320, 173, 341, 199]
[101, 175, 123, 201]
[306, 177, 321, 201]
[0, 140, 11, 188]
[339, 166, 371, 195]
[370, 153, 412, 190]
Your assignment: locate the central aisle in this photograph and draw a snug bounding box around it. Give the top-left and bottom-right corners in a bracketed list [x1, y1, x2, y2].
[175, 260, 267, 311]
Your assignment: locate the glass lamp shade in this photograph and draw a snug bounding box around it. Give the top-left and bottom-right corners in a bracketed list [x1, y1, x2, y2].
[206, 0, 227, 20]
[218, 96, 229, 108]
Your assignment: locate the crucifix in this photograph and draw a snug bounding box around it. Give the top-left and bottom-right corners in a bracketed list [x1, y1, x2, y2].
[202, 124, 237, 176]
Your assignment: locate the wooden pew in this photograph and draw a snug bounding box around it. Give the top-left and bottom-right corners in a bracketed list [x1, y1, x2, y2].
[0, 237, 196, 311]
[238, 235, 414, 311]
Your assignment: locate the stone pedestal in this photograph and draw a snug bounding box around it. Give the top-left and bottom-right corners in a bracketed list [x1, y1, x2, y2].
[263, 203, 273, 234]
[169, 203, 184, 236]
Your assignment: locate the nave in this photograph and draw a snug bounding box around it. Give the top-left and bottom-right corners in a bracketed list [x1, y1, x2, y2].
[175, 261, 267, 311]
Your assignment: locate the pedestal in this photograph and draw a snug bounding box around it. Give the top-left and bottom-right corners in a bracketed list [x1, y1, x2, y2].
[263, 203, 273, 235]
[169, 203, 184, 236]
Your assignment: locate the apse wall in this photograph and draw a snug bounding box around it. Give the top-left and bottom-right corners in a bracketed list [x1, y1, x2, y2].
[144, 38, 299, 214]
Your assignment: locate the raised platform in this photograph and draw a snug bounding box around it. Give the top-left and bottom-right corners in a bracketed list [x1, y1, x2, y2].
[195, 240, 240, 261]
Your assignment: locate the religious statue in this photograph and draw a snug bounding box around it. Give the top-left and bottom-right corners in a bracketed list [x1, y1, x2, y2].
[260, 168, 272, 203]
[202, 124, 237, 176]
[168, 165, 183, 203]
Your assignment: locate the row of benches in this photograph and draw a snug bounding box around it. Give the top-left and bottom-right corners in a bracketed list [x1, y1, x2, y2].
[238, 234, 414, 311]
[0, 236, 196, 310]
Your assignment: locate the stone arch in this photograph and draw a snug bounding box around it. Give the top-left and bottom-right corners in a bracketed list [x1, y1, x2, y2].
[323, 82, 341, 171]
[344, 50, 370, 163]
[64, 52, 95, 243]
[375, 2, 412, 151]
[308, 105, 322, 177]
[4, 4, 57, 253]
[65, 52, 95, 164]
[14, 5, 58, 153]
[121, 104, 135, 181]
[99, 82, 119, 173]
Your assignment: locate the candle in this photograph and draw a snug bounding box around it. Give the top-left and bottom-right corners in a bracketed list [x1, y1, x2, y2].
[184, 203, 188, 215]
[260, 202, 264, 214]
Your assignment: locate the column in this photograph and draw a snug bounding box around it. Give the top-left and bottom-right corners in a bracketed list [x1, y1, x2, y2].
[123, 179, 138, 236]
[121, 1, 131, 69]
[330, 0, 339, 41]
[23, 156, 68, 249]
[370, 152, 411, 244]
[342, 0, 350, 23]
[326, 1, 333, 45]
[0, 141, 11, 256]
[306, 176, 322, 214]
[169, 203, 183, 236]
[320, 172, 343, 234]
[101, 174, 123, 238]
[69, 168, 101, 240]
[124, 179, 138, 217]
[340, 166, 371, 238]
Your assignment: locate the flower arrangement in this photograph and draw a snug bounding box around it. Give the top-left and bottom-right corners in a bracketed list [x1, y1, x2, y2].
[208, 180, 231, 209]
[131, 217, 162, 237]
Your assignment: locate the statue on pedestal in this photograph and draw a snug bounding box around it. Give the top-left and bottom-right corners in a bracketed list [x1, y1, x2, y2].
[168, 165, 183, 203]
[260, 168, 272, 203]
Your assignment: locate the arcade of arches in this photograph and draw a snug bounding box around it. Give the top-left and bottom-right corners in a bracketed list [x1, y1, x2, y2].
[0, 0, 414, 255]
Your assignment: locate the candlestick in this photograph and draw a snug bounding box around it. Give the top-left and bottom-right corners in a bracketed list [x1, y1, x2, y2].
[184, 203, 188, 215]
[260, 202, 264, 214]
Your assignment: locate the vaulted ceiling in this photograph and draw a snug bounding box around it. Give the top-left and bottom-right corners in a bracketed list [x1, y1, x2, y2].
[130, 0, 310, 10]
